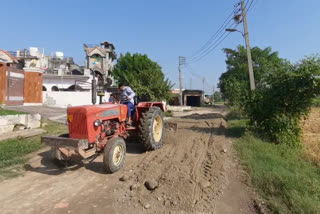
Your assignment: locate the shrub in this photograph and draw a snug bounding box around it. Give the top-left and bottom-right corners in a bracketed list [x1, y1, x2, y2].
[245, 56, 320, 147]
[164, 111, 173, 117]
[312, 97, 320, 107]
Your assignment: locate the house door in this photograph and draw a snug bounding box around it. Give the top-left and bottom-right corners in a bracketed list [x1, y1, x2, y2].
[6, 67, 24, 105]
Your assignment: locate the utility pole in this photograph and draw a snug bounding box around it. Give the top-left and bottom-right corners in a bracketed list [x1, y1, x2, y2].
[178, 56, 186, 106]
[202, 77, 206, 103]
[241, 0, 256, 90]
[212, 84, 215, 104]
[202, 77, 205, 94]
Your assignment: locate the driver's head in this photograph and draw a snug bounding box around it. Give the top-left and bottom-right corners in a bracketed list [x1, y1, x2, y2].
[119, 83, 125, 91]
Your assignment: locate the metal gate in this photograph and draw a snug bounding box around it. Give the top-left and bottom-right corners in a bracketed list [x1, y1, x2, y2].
[6, 67, 24, 105]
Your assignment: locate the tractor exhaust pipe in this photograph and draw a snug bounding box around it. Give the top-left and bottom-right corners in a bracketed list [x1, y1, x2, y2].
[92, 73, 97, 105]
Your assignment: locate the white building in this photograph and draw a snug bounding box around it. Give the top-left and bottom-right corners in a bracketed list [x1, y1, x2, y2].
[84, 41, 117, 86]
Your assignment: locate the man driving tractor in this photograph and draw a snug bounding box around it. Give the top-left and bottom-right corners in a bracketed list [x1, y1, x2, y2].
[119, 84, 136, 126]
[42, 81, 165, 173]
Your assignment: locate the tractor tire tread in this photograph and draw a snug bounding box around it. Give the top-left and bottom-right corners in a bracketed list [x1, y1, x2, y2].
[138, 107, 164, 151]
[103, 137, 126, 173]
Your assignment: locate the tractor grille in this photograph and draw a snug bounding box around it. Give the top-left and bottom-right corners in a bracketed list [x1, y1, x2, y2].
[69, 113, 88, 139]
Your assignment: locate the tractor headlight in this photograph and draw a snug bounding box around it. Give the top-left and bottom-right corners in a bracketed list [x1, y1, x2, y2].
[94, 119, 102, 127]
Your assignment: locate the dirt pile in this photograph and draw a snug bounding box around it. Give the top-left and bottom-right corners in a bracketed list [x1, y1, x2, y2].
[302, 108, 320, 165]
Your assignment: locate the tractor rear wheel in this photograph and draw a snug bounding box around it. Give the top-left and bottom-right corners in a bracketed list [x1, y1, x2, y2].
[103, 137, 126, 173]
[138, 107, 164, 151]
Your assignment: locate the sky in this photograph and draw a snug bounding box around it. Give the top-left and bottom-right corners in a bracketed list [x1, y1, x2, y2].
[1, 0, 320, 94]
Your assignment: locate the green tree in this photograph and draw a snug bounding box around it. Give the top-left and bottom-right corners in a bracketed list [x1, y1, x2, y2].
[113, 52, 173, 101]
[219, 45, 320, 146]
[218, 45, 290, 105]
[213, 91, 222, 103]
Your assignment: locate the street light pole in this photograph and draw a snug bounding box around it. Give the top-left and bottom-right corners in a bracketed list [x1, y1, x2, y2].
[241, 0, 256, 90]
[178, 56, 186, 106]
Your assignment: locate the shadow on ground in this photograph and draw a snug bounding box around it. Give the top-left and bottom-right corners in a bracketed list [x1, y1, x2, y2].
[25, 141, 146, 176]
[187, 125, 246, 138]
[181, 113, 227, 120]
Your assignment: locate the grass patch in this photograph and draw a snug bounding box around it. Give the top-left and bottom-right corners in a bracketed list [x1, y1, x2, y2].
[214, 101, 224, 105]
[227, 118, 248, 138]
[229, 116, 320, 213]
[164, 111, 173, 117]
[0, 120, 67, 175]
[312, 97, 320, 107]
[0, 109, 27, 115]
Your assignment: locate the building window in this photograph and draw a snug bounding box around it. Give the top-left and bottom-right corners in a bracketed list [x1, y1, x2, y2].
[42, 86, 47, 91]
[92, 54, 101, 66]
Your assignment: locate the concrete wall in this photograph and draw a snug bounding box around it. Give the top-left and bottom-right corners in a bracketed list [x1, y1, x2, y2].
[43, 91, 111, 108]
[167, 105, 191, 112]
[0, 114, 41, 134]
[43, 75, 91, 91]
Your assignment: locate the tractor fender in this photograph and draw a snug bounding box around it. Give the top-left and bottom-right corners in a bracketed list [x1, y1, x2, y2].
[136, 102, 165, 112]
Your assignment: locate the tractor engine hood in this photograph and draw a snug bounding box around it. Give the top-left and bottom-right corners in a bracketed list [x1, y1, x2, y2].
[67, 104, 128, 143]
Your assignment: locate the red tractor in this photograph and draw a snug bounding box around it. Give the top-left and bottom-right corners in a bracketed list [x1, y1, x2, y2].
[41, 102, 165, 173]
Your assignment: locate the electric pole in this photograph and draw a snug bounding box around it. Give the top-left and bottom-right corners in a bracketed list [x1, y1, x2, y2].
[212, 84, 215, 104]
[202, 77, 205, 94]
[178, 56, 186, 106]
[241, 0, 256, 90]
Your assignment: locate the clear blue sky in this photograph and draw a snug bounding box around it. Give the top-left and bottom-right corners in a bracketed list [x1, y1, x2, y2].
[1, 0, 320, 93]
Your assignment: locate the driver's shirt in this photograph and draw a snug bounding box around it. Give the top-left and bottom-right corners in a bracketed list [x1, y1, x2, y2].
[121, 86, 136, 104]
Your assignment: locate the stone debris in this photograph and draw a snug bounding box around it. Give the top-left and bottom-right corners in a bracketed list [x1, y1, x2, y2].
[221, 148, 227, 153]
[119, 175, 129, 182]
[144, 180, 158, 190]
[200, 180, 211, 188]
[144, 204, 151, 209]
[54, 202, 69, 209]
[130, 183, 140, 190]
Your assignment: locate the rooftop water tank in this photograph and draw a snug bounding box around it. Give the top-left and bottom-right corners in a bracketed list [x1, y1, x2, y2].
[55, 52, 64, 60]
[29, 47, 39, 57]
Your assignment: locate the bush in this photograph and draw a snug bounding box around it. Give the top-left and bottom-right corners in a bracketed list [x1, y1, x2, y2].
[164, 111, 173, 117]
[245, 56, 320, 147]
[213, 91, 223, 103]
[312, 97, 320, 107]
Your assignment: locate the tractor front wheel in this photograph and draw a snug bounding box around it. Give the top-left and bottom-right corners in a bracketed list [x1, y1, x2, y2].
[103, 137, 126, 173]
[139, 107, 164, 151]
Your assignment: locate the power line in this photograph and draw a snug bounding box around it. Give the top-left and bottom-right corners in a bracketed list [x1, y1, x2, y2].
[187, 0, 257, 64]
[247, 0, 257, 13]
[188, 22, 239, 64]
[188, 5, 241, 61]
[183, 64, 201, 80]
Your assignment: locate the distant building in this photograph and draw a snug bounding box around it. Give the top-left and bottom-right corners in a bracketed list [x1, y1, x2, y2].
[169, 89, 204, 107]
[0, 50, 23, 69]
[6, 47, 91, 92]
[14, 47, 81, 76]
[2, 41, 117, 107]
[84, 41, 117, 86]
[0, 52, 43, 106]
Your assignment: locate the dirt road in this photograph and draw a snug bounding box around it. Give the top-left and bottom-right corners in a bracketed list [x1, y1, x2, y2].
[0, 107, 256, 214]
